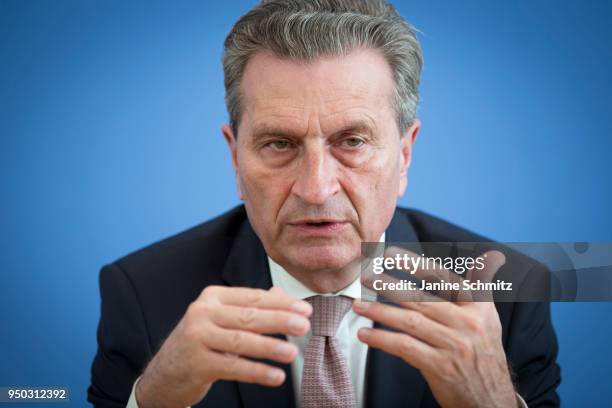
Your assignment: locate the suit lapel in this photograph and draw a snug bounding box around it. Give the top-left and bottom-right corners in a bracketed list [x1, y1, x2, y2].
[365, 208, 428, 408]
[221, 218, 296, 408]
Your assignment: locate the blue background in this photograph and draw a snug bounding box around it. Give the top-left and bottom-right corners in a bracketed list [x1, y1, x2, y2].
[1, 0, 610, 405]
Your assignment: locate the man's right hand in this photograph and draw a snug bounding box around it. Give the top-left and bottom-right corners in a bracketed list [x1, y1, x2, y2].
[135, 285, 312, 408]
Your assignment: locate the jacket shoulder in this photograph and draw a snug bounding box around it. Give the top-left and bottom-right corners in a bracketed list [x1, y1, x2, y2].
[104, 204, 249, 317]
[112, 204, 248, 275]
[398, 207, 491, 242]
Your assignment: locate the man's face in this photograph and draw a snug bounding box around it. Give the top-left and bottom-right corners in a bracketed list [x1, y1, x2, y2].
[223, 48, 419, 279]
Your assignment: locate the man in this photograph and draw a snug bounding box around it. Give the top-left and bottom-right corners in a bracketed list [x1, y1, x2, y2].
[88, 1, 560, 407]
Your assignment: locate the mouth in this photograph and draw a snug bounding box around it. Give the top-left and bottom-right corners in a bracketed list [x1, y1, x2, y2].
[288, 220, 349, 235]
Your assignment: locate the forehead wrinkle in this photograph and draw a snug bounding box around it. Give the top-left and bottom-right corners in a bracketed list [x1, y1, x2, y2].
[247, 94, 305, 113]
[320, 105, 381, 133]
[246, 94, 308, 124]
[319, 86, 393, 117]
[250, 109, 310, 139]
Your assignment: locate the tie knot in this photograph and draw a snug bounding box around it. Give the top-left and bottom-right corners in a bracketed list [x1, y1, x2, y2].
[305, 295, 352, 337]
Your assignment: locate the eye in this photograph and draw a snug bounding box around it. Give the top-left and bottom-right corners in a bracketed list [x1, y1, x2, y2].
[266, 140, 293, 151]
[341, 137, 365, 149]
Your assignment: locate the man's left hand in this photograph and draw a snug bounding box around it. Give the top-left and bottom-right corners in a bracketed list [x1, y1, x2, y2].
[353, 249, 518, 408]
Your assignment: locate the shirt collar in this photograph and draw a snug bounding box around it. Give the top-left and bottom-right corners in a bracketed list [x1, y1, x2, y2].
[268, 232, 385, 300]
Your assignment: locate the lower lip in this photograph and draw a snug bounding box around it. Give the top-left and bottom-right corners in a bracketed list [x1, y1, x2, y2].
[289, 222, 348, 235]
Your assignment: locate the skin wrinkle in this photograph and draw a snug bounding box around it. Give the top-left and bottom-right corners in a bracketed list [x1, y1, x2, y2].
[223, 47, 419, 293]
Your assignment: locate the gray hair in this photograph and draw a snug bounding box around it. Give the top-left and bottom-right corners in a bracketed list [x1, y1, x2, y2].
[223, 0, 423, 136]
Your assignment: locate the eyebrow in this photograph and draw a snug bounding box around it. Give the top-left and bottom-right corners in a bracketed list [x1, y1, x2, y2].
[251, 119, 376, 142]
[251, 125, 304, 140]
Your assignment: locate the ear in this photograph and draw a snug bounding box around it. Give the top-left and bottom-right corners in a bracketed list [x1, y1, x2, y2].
[221, 123, 244, 200]
[398, 118, 420, 198]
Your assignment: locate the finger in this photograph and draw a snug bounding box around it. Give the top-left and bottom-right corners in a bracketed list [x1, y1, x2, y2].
[357, 327, 439, 373]
[202, 323, 299, 364]
[210, 305, 310, 336]
[362, 271, 465, 327]
[458, 250, 506, 303]
[384, 246, 453, 283]
[398, 300, 466, 328]
[201, 286, 312, 316]
[361, 270, 447, 302]
[378, 247, 462, 302]
[352, 300, 458, 349]
[269, 286, 286, 295]
[209, 351, 286, 387]
[478, 250, 506, 281]
[382, 246, 506, 303]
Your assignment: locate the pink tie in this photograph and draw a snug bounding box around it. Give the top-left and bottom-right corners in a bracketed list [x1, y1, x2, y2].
[300, 295, 357, 408]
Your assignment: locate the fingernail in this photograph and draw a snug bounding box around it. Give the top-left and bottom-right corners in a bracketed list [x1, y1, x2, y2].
[276, 343, 295, 358]
[292, 301, 312, 315]
[358, 327, 371, 339]
[353, 300, 370, 311]
[267, 369, 285, 384]
[288, 316, 308, 333]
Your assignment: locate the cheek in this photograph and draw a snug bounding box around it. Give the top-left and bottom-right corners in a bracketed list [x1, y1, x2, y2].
[341, 148, 400, 200]
[242, 163, 291, 197]
[338, 149, 400, 230]
[238, 156, 294, 220]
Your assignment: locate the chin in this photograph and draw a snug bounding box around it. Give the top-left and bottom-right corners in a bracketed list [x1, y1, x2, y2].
[286, 243, 357, 272]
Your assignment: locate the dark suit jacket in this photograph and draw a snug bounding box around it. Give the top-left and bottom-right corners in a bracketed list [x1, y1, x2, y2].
[88, 205, 561, 407]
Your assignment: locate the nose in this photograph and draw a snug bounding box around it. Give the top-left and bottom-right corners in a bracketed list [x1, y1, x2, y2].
[291, 142, 340, 205]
